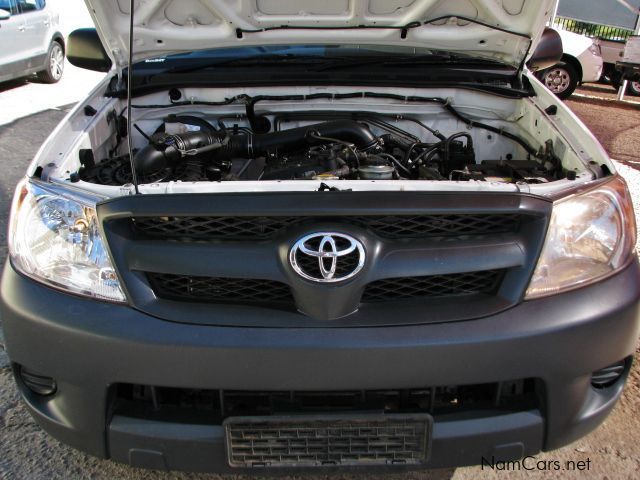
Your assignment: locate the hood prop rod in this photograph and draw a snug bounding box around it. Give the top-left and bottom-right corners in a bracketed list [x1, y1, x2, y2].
[126, 0, 140, 194]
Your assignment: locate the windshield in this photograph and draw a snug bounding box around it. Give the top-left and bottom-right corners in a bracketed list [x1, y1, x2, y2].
[0, 0, 16, 13]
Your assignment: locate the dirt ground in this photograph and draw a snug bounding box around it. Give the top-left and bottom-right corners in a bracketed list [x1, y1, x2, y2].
[567, 85, 640, 166]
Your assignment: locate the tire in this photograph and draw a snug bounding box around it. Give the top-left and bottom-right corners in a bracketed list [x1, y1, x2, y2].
[627, 80, 640, 97]
[611, 75, 640, 97]
[539, 62, 579, 100]
[611, 71, 624, 90]
[36, 41, 64, 84]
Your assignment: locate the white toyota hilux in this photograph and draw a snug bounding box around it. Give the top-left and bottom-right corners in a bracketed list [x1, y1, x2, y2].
[3, 0, 639, 475]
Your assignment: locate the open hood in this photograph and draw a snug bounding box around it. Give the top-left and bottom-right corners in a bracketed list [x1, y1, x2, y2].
[86, 0, 558, 70]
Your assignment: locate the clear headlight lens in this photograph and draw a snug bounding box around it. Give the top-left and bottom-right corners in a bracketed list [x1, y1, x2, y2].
[589, 42, 602, 56]
[526, 176, 636, 299]
[8, 180, 126, 302]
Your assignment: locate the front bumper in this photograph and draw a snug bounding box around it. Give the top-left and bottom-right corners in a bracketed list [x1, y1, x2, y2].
[2, 260, 640, 474]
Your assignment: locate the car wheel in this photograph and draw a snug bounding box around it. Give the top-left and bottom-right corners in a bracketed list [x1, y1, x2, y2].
[611, 76, 640, 97]
[627, 81, 640, 97]
[540, 62, 579, 100]
[37, 41, 65, 84]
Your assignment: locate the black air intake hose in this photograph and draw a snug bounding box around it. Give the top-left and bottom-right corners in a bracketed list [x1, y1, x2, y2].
[380, 134, 414, 151]
[134, 130, 221, 175]
[134, 120, 379, 175]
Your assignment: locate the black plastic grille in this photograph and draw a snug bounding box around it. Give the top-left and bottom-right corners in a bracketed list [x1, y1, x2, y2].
[114, 379, 537, 423]
[132, 214, 521, 241]
[350, 214, 521, 239]
[224, 415, 430, 468]
[147, 270, 503, 307]
[362, 270, 504, 303]
[147, 274, 294, 306]
[133, 216, 300, 241]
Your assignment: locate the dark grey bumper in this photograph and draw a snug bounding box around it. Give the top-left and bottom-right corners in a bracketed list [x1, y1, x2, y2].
[2, 259, 640, 474]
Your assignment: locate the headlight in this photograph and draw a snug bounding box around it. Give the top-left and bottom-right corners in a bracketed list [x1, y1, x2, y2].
[8, 179, 126, 303]
[526, 176, 636, 299]
[589, 42, 601, 56]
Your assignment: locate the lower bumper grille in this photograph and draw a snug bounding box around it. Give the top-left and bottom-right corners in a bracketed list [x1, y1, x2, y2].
[113, 379, 537, 426]
[224, 414, 431, 468]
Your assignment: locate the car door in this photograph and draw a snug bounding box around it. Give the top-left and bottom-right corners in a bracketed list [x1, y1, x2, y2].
[0, 0, 29, 77]
[16, 0, 49, 62]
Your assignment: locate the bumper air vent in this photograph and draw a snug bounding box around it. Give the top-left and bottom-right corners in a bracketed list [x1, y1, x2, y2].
[591, 359, 628, 388]
[17, 365, 57, 396]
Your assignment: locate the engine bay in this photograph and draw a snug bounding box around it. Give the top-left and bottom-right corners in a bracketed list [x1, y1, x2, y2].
[74, 93, 572, 188]
[78, 115, 564, 186]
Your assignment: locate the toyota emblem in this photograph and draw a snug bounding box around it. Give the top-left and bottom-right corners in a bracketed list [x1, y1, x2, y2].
[289, 233, 365, 283]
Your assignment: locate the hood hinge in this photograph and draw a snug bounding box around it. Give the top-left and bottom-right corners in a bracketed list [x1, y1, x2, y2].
[111, 48, 127, 86]
[514, 69, 525, 91]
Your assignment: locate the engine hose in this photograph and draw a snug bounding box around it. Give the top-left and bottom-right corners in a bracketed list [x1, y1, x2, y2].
[443, 132, 474, 170]
[404, 142, 435, 163]
[443, 104, 538, 156]
[134, 120, 380, 175]
[377, 153, 413, 178]
[414, 146, 442, 164]
[380, 134, 414, 151]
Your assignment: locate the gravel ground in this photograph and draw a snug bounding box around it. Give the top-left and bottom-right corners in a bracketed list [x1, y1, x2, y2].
[567, 88, 640, 166]
[576, 83, 640, 103]
[1, 90, 640, 479]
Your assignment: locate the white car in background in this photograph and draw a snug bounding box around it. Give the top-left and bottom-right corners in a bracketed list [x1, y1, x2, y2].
[0, 0, 65, 83]
[538, 29, 603, 99]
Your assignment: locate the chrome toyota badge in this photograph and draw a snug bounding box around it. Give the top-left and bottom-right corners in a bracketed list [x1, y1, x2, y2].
[289, 233, 365, 283]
